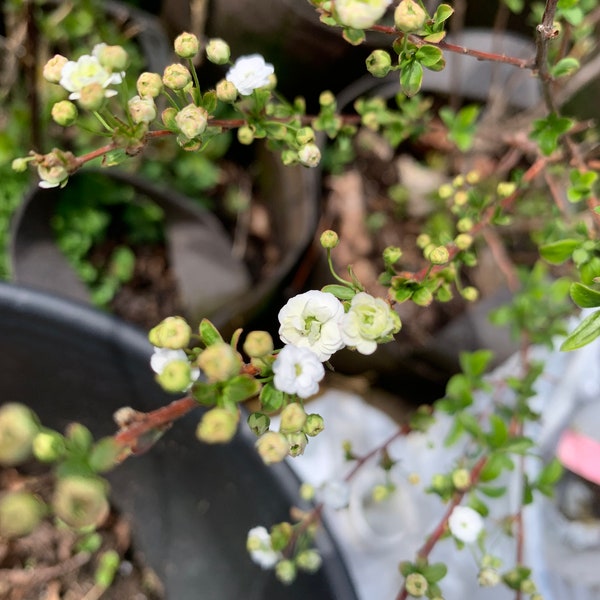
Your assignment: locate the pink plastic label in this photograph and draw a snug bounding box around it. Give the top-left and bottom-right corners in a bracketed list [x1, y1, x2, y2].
[556, 429, 600, 485]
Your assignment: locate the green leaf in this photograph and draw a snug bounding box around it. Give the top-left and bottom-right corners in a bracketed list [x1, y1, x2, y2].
[560, 309, 600, 351]
[530, 113, 574, 156]
[522, 475, 534, 505]
[109, 246, 135, 282]
[412, 285, 433, 306]
[487, 414, 509, 448]
[478, 485, 507, 498]
[102, 149, 128, 167]
[88, 437, 120, 473]
[468, 494, 489, 517]
[459, 349, 493, 378]
[202, 90, 217, 114]
[422, 562, 448, 583]
[423, 31, 446, 43]
[199, 318, 224, 346]
[550, 57, 580, 78]
[537, 457, 563, 486]
[457, 412, 483, 438]
[222, 375, 261, 404]
[433, 3, 454, 24]
[503, 436, 535, 454]
[192, 381, 218, 406]
[416, 45, 444, 68]
[343, 27, 366, 46]
[570, 282, 600, 308]
[539, 239, 580, 264]
[259, 382, 285, 412]
[321, 284, 356, 300]
[400, 60, 424, 97]
[503, 0, 524, 13]
[479, 453, 510, 482]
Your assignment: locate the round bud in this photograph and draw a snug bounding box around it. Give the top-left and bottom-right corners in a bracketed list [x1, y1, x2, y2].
[366, 50, 392, 78]
[298, 143, 321, 168]
[295, 127, 315, 145]
[197, 343, 242, 383]
[51, 100, 78, 126]
[128, 95, 156, 124]
[205, 38, 231, 65]
[320, 230, 339, 249]
[478, 568, 501, 587]
[148, 316, 191, 349]
[303, 413, 325, 437]
[280, 403, 307, 433]
[296, 549, 322, 573]
[275, 559, 297, 585]
[162, 63, 192, 90]
[383, 245, 402, 265]
[216, 79, 238, 102]
[52, 476, 109, 529]
[438, 183, 454, 199]
[255, 431, 289, 464]
[175, 104, 208, 140]
[136, 72, 163, 98]
[77, 82, 105, 111]
[454, 233, 473, 250]
[96, 45, 128, 71]
[243, 331, 274, 358]
[453, 190, 469, 206]
[286, 432, 308, 457]
[404, 572, 428, 597]
[156, 359, 194, 392]
[237, 125, 255, 145]
[12, 157, 30, 172]
[43, 54, 68, 83]
[497, 181, 517, 197]
[394, 0, 427, 33]
[319, 90, 336, 108]
[196, 407, 239, 443]
[428, 245, 450, 265]
[0, 491, 45, 538]
[461, 286, 479, 302]
[416, 233, 431, 249]
[451, 468, 471, 490]
[0, 403, 39, 466]
[456, 217, 473, 232]
[33, 430, 66, 462]
[174, 32, 200, 59]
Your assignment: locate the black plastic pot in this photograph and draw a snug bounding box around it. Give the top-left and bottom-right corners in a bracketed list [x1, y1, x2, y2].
[0, 282, 357, 600]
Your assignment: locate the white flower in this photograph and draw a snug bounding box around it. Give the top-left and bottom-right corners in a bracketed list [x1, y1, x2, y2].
[150, 347, 200, 380]
[225, 54, 274, 96]
[59, 53, 124, 101]
[128, 95, 156, 124]
[318, 479, 351, 510]
[246, 526, 282, 569]
[278, 290, 345, 361]
[448, 505, 484, 543]
[273, 345, 325, 399]
[335, 0, 392, 30]
[340, 292, 401, 355]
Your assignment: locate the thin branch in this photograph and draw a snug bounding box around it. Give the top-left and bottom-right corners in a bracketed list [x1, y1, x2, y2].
[534, 0, 560, 112]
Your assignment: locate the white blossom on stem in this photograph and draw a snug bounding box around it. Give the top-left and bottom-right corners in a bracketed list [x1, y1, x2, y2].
[273, 345, 325, 399]
[278, 290, 345, 361]
[246, 526, 282, 569]
[448, 505, 484, 543]
[59, 51, 124, 101]
[335, 0, 392, 30]
[226, 54, 274, 96]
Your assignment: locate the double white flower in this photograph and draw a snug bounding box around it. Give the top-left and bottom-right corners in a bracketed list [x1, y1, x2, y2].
[272, 344, 325, 399]
[447, 505, 484, 544]
[225, 54, 274, 96]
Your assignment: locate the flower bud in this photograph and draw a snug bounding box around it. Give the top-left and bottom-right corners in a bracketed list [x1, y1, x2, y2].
[197, 343, 242, 383]
[416, 233, 431, 248]
[51, 100, 78, 126]
[0, 403, 39, 466]
[457, 217, 473, 232]
[162, 63, 192, 90]
[52, 476, 109, 529]
[33, 430, 66, 462]
[366, 49, 392, 78]
[383, 245, 402, 265]
[0, 491, 45, 538]
[320, 229, 339, 249]
[466, 170, 480, 185]
[96, 44, 128, 71]
[461, 286, 479, 302]
[453, 190, 468, 206]
[149, 316, 191, 349]
[37, 163, 69, 189]
[156, 359, 194, 392]
[128, 95, 156, 124]
[161, 107, 178, 129]
[243, 330, 274, 358]
[454, 233, 473, 250]
[296, 127, 315, 145]
[286, 432, 308, 457]
[256, 431, 290, 464]
[237, 125, 255, 145]
[404, 572, 428, 597]
[216, 79, 238, 102]
[43, 54, 68, 83]
[497, 181, 517, 197]
[319, 91, 336, 107]
[12, 157, 30, 172]
[438, 183, 454, 199]
[280, 403, 307, 434]
[275, 559, 297, 585]
[394, 0, 427, 33]
[303, 413, 325, 437]
[77, 82, 105, 111]
[136, 72, 163, 98]
[196, 407, 239, 443]
[174, 32, 200, 59]
[296, 549, 322, 573]
[335, 0, 392, 29]
[428, 245, 450, 265]
[478, 568, 501, 587]
[175, 103, 208, 140]
[247, 412, 271, 436]
[451, 468, 471, 490]
[206, 38, 231, 65]
[298, 143, 321, 168]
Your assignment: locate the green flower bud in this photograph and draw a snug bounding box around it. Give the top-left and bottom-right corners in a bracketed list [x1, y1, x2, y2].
[12, 157, 30, 172]
[383, 245, 402, 265]
[0, 403, 39, 466]
[96, 44, 128, 71]
[128, 95, 156, 124]
[175, 103, 208, 140]
[32, 430, 66, 462]
[196, 407, 239, 443]
[466, 170, 480, 185]
[298, 143, 321, 167]
[457, 217, 474, 232]
[366, 50, 392, 78]
[237, 125, 255, 145]
[161, 107, 178, 129]
[303, 413, 325, 437]
[174, 32, 200, 59]
[296, 127, 315, 145]
[478, 568, 501, 587]
[136, 72, 163, 98]
[52, 476, 109, 529]
[156, 359, 194, 392]
[319, 90, 336, 108]
[162, 63, 192, 90]
[416, 233, 431, 249]
[296, 549, 322, 573]
[270, 521, 293, 550]
[256, 431, 289, 464]
[320, 229, 339, 249]
[77, 82, 105, 111]
[206, 38, 231, 64]
[51, 100, 78, 126]
[428, 245, 450, 265]
[286, 432, 308, 457]
[453, 190, 468, 206]
[197, 343, 242, 383]
[461, 286, 479, 302]
[405, 572, 428, 597]
[247, 412, 271, 436]
[243, 331, 274, 358]
[43, 54, 68, 83]
[216, 79, 238, 102]
[0, 491, 45, 538]
[438, 183, 454, 199]
[497, 181, 517, 197]
[394, 0, 427, 33]
[451, 468, 471, 490]
[275, 559, 297, 585]
[454, 233, 473, 250]
[149, 316, 191, 349]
